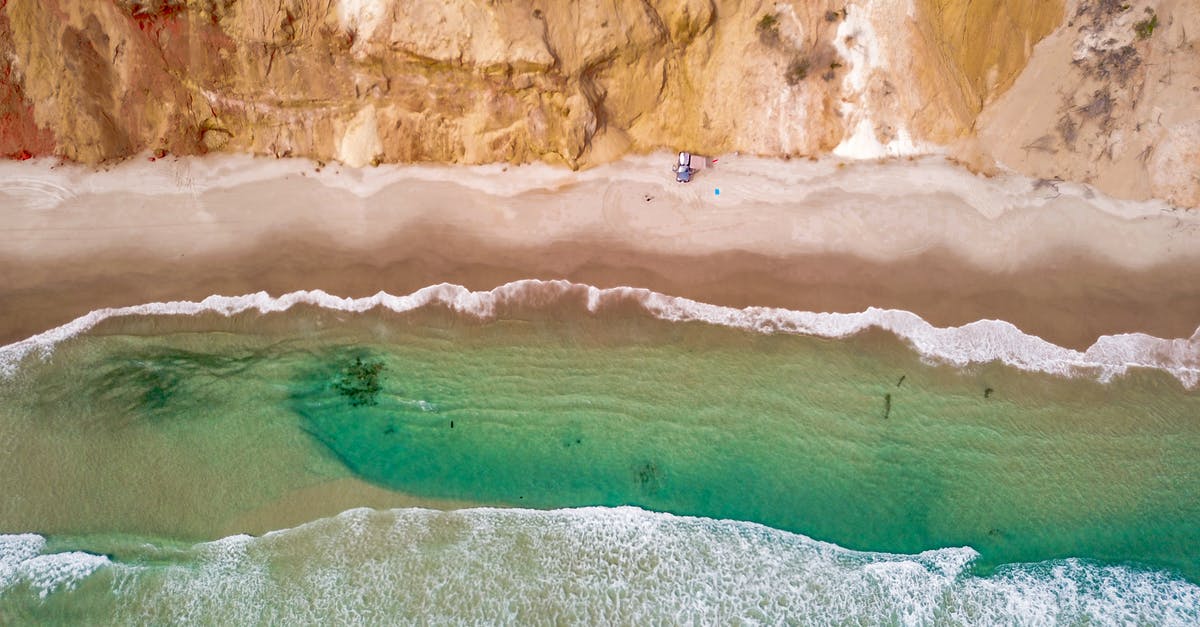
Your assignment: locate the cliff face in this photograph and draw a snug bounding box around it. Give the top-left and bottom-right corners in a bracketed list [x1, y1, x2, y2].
[1, 0, 1194, 206]
[0, 0, 56, 159]
[911, 0, 1063, 142]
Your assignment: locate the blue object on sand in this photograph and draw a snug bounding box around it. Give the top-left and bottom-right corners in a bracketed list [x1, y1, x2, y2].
[714, 188, 721, 196]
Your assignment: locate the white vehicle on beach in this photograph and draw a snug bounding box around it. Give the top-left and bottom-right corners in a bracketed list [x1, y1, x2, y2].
[672, 151, 696, 183]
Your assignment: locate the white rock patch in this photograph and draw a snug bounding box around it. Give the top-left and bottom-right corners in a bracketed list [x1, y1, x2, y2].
[833, 3, 884, 94]
[831, 1, 927, 159]
[833, 118, 922, 159]
[338, 0, 388, 48]
[337, 105, 383, 168]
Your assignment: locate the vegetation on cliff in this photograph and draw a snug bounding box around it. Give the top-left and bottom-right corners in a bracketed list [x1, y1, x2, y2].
[2, 0, 1195, 207]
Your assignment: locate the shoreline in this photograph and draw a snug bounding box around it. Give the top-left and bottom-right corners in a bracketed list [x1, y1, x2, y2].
[2, 153, 1199, 353]
[8, 505, 1200, 625]
[4, 280, 1197, 389]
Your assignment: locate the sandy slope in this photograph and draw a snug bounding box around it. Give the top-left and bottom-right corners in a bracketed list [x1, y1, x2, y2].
[976, 0, 1200, 209]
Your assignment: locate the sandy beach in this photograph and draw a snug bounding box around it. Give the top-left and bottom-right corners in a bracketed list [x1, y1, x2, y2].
[5, 152, 1200, 624]
[8, 0, 1200, 620]
[2, 152, 1199, 351]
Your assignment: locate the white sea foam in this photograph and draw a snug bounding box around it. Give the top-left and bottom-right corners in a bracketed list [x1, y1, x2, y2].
[0, 534, 109, 599]
[4, 508, 1197, 624]
[1, 279, 1197, 388]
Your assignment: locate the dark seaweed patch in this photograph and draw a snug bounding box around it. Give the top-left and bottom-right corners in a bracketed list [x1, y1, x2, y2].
[334, 357, 384, 407]
[88, 348, 254, 419]
[635, 461, 664, 493]
[93, 360, 182, 411]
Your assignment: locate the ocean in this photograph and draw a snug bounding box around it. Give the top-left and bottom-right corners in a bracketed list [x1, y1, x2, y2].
[2, 281, 1198, 623]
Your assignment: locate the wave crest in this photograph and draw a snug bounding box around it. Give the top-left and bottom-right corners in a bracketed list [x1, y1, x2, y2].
[0, 534, 109, 599]
[4, 507, 1199, 624]
[2, 279, 1197, 387]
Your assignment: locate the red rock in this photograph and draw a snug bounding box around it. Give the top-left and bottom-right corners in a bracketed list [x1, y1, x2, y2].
[0, 1, 55, 160]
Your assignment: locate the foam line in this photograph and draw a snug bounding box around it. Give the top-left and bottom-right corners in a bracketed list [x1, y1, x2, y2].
[3, 507, 1198, 623]
[0, 534, 109, 599]
[1, 279, 1197, 387]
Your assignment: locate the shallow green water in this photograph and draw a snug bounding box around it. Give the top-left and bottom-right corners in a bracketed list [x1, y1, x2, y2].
[290, 311, 1200, 579]
[2, 305, 1198, 585]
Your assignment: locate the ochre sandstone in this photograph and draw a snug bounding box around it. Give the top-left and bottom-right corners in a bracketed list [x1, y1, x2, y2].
[1, 0, 1196, 206]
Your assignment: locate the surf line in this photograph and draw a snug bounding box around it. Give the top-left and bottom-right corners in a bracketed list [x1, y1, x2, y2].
[1, 279, 1197, 388]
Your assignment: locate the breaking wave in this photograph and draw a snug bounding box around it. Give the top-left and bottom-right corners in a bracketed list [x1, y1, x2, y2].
[1, 279, 1197, 387]
[2, 507, 1198, 624]
[0, 534, 109, 600]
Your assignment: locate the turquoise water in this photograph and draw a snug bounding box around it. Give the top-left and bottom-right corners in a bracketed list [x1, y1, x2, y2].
[1, 299, 1199, 621]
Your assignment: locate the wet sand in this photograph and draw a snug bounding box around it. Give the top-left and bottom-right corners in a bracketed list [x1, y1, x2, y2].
[223, 478, 482, 538]
[2, 152, 1199, 351]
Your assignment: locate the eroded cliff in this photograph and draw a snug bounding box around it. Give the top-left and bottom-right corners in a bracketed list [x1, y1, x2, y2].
[0, 0, 1195, 206]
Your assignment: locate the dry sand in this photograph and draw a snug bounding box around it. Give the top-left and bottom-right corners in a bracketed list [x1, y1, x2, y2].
[1, 152, 1199, 351]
